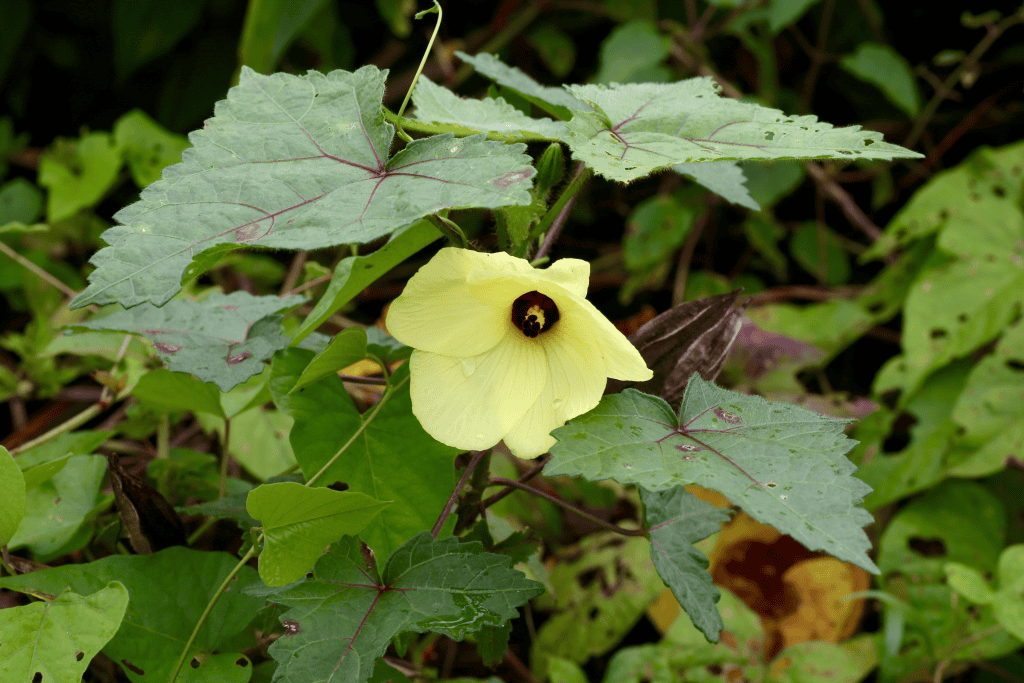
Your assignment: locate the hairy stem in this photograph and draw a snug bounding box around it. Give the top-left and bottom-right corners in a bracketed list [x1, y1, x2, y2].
[488, 477, 646, 537]
[432, 450, 489, 538]
[519, 163, 590, 259]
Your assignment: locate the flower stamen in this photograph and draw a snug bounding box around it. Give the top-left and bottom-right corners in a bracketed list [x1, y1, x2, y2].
[512, 291, 559, 338]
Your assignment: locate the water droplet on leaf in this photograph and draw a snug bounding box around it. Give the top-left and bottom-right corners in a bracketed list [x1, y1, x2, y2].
[461, 359, 476, 377]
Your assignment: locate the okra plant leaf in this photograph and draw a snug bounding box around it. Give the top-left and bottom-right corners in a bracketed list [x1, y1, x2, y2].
[563, 79, 923, 183]
[546, 376, 878, 573]
[246, 482, 390, 586]
[0, 582, 128, 683]
[673, 160, 759, 210]
[72, 291, 304, 391]
[266, 533, 543, 683]
[641, 486, 731, 641]
[454, 51, 589, 120]
[0, 547, 263, 683]
[411, 77, 567, 141]
[71, 66, 536, 309]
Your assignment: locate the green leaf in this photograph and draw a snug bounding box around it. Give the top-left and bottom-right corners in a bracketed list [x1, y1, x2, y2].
[531, 534, 664, 676]
[992, 545, 1024, 640]
[563, 79, 922, 184]
[113, 109, 190, 188]
[8, 455, 108, 559]
[265, 533, 543, 683]
[623, 195, 697, 271]
[411, 77, 567, 141]
[768, 638, 878, 683]
[945, 562, 996, 604]
[0, 582, 129, 683]
[0, 445, 26, 546]
[271, 350, 458, 559]
[0, 177, 44, 225]
[72, 291, 304, 391]
[596, 20, 671, 85]
[766, 0, 823, 33]
[741, 159, 804, 207]
[0, 546, 264, 683]
[526, 24, 576, 78]
[641, 486, 730, 642]
[200, 406, 298, 481]
[673, 161, 759, 210]
[132, 368, 226, 417]
[112, 0, 204, 79]
[247, 482, 389, 586]
[454, 52, 589, 120]
[14, 431, 112, 490]
[72, 66, 535, 309]
[841, 43, 920, 118]
[475, 620, 512, 667]
[290, 327, 368, 393]
[789, 222, 851, 285]
[239, 0, 331, 74]
[546, 378, 878, 573]
[547, 656, 588, 683]
[38, 133, 122, 222]
[290, 219, 441, 346]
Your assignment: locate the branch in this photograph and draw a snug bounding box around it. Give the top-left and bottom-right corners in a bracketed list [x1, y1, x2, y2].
[431, 450, 488, 538]
[488, 477, 645, 537]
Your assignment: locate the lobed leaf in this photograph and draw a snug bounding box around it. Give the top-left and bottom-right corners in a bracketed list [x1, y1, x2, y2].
[563, 79, 922, 183]
[72, 291, 304, 391]
[71, 66, 536, 309]
[547, 376, 878, 573]
[266, 533, 543, 683]
[454, 51, 590, 120]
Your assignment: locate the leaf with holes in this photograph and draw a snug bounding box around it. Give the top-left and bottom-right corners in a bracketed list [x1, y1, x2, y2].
[562, 78, 922, 183]
[246, 482, 390, 586]
[71, 291, 304, 391]
[641, 486, 731, 642]
[0, 582, 128, 683]
[0, 547, 263, 683]
[70, 66, 536, 309]
[546, 377, 878, 573]
[411, 77, 567, 142]
[264, 533, 543, 683]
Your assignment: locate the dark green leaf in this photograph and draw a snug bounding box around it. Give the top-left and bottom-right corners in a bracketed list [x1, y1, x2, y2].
[290, 327, 368, 394]
[112, 0, 205, 79]
[475, 620, 512, 667]
[132, 368, 226, 417]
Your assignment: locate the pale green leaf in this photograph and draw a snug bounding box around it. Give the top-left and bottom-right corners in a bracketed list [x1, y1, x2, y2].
[71, 66, 535, 309]
[945, 562, 996, 604]
[0, 582, 128, 683]
[71, 291, 304, 391]
[547, 657, 587, 683]
[412, 77, 567, 141]
[546, 378, 878, 573]
[113, 109, 190, 187]
[455, 51, 589, 120]
[673, 160, 760, 210]
[265, 533, 543, 683]
[563, 78, 922, 183]
[0, 547, 264, 683]
[642, 486, 730, 642]
[841, 43, 920, 118]
[247, 482, 389, 586]
[0, 445, 26, 546]
[38, 133, 122, 222]
[201, 406, 297, 481]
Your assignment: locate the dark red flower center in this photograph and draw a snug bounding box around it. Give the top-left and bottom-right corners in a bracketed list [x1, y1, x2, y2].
[511, 291, 559, 338]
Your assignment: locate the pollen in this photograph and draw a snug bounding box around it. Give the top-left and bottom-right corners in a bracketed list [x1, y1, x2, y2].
[512, 291, 559, 338]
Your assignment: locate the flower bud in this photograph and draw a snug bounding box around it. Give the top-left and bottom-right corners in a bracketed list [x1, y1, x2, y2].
[533, 143, 565, 197]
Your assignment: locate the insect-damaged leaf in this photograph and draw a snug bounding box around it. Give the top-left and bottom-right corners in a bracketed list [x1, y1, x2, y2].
[548, 376, 878, 573]
[262, 533, 543, 683]
[71, 66, 536, 309]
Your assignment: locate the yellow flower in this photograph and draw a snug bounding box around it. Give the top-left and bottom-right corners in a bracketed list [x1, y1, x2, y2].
[386, 248, 653, 458]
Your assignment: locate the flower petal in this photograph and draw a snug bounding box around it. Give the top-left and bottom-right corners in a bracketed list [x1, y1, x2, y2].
[409, 335, 547, 451]
[503, 326, 607, 458]
[534, 258, 590, 298]
[387, 248, 522, 357]
[466, 269, 652, 383]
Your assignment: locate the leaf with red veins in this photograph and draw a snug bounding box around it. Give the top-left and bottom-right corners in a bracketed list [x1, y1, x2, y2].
[264, 533, 543, 683]
[71, 291, 303, 391]
[72, 66, 536, 309]
[547, 375, 879, 574]
[563, 78, 922, 183]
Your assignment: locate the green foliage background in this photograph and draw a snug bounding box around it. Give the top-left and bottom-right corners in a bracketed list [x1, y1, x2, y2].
[2, 1, 1024, 682]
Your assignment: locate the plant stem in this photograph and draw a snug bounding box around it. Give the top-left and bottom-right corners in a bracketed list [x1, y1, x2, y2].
[218, 417, 231, 500]
[10, 403, 103, 455]
[305, 375, 409, 487]
[431, 450, 488, 538]
[394, 1, 443, 143]
[519, 163, 590, 259]
[479, 454, 551, 509]
[337, 373, 388, 385]
[0, 240, 78, 299]
[427, 214, 469, 249]
[167, 543, 258, 683]
[488, 477, 646, 537]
